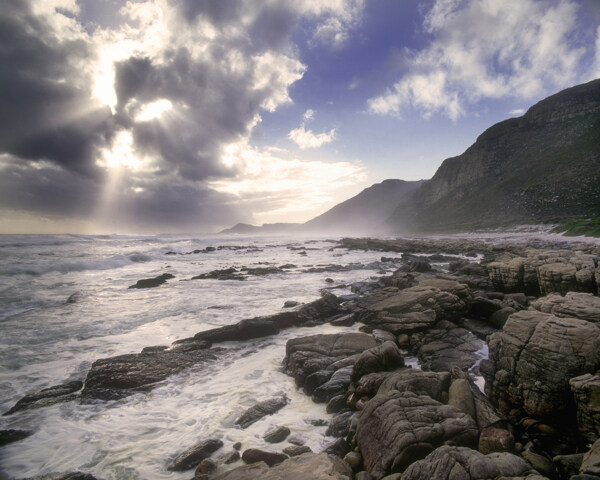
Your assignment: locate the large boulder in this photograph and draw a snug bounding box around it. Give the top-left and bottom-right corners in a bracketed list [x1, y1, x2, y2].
[409, 320, 485, 372]
[482, 310, 600, 420]
[355, 391, 479, 478]
[351, 341, 405, 382]
[354, 369, 451, 403]
[283, 333, 377, 388]
[211, 452, 352, 480]
[401, 446, 549, 480]
[570, 372, 600, 443]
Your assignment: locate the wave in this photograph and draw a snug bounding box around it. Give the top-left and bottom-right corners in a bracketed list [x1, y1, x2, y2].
[1, 253, 154, 277]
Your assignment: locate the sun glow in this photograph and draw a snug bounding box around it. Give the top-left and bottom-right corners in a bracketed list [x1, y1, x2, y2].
[135, 99, 173, 122]
[98, 130, 145, 171]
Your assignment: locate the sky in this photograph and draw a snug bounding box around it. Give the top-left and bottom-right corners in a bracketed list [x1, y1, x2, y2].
[0, 0, 599, 234]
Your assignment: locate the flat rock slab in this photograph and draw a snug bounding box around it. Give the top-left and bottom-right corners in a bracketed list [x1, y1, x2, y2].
[354, 369, 451, 402]
[235, 395, 289, 429]
[212, 452, 352, 480]
[0, 429, 34, 446]
[356, 391, 479, 478]
[4, 381, 83, 415]
[81, 348, 224, 400]
[167, 438, 223, 471]
[401, 446, 549, 480]
[533, 292, 600, 323]
[128, 273, 174, 289]
[570, 373, 600, 443]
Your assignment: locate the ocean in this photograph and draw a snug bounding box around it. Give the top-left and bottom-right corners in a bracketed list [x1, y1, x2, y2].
[0, 233, 405, 479]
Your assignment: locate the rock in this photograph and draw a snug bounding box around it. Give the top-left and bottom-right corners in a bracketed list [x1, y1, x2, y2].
[570, 373, 600, 443]
[553, 453, 584, 479]
[234, 395, 289, 429]
[326, 410, 353, 437]
[287, 435, 305, 446]
[488, 257, 542, 296]
[580, 438, 600, 476]
[218, 450, 240, 464]
[380, 475, 402, 480]
[482, 310, 600, 420]
[532, 292, 600, 323]
[322, 438, 350, 458]
[81, 348, 223, 400]
[283, 333, 377, 388]
[344, 451, 362, 470]
[354, 369, 451, 403]
[195, 458, 217, 474]
[355, 471, 373, 480]
[470, 294, 503, 319]
[401, 446, 548, 480]
[356, 391, 479, 478]
[128, 273, 175, 288]
[263, 426, 290, 443]
[448, 378, 476, 420]
[212, 452, 352, 479]
[538, 263, 580, 295]
[21, 473, 99, 480]
[284, 301, 300, 308]
[521, 451, 555, 478]
[192, 268, 245, 281]
[478, 427, 515, 454]
[371, 329, 396, 344]
[241, 448, 288, 467]
[489, 307, 517, 329]
[351, 341, 405, 382]
[364, 311, 438, 334]
[283, 445, 312, 456]
[167, 438, 224, 471]
[330, 314, 356, 327]
[407, 259, 432, 272]
[327, 394, 347, 414]
[233, 442, 242, 450]
[312, 364, 355, 403]
[4, 380, 83, 415]
[0, 429, 34, 446]
[409, 320, 485, 372]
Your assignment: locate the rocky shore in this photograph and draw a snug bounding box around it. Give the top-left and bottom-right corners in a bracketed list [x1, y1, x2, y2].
[3, 237, 600, 480]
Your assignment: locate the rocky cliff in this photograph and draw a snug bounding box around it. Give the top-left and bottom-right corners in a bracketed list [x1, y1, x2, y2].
[388, 79, 600, 232]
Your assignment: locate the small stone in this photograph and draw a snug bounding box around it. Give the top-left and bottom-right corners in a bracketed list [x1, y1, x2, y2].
[282, 445, 312, 457]
[283, 301, 300, 308]
[218, 451, 240, 465]
[355, 471, 373, 480]
[241, 449, 288, 467]
[521, 451, 554, 478]
[287, 435, 305, 446]
[263, 426, 290, 443]
[343, 451, 362, 470]
[233, 442, 242, 451]
[321, 438, 350, 458]
[195, 458, 217, 475]
[325, 278, 334, 283]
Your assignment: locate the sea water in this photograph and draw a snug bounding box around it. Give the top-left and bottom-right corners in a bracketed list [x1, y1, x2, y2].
[0, 233, 404, 480]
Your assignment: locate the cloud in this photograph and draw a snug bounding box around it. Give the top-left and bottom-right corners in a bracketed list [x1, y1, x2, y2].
[0, 0, 364, 232]
[369, 0, 589, 119]
[288, 110, 336, 149]
[508, 108, 525, 116]
[209, 141, 365, 224]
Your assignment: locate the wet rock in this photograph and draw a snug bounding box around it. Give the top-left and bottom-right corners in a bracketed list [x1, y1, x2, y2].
[482, 310, 600, 420]
[212, 452, 352, 479]
[322, 438, 350, 458]
[241, 266, 284, 276]
[355, 471, 373, 480]
[401, 446, 548, 480]
[263, 426, 290, 443]
[327, 394, 347, 413]
[570, 373, 600, 443]
[326, 410, 353, 437]
[0, 429, 34, 446]
[128, 273, 175, 289]
[313, 364, 354, 403]
[234, 395, 289, 429]
[81, 348, 223, 400]
[351, 341, 404, 382]
[344, 451, 362, 470]
[553, 453, 584, 479]
[478, 427, 515, 454]
[283, 445, 312, 457]
[284, 300, 300, 308]
[167, 438, 223, 471]
[241, 448, 288, 467]
[489, 306, 517, 329]
[218, 450, 240, 464]
[354, 369, 451, 403]
[195, 458, 217, 475]
[448, 377, 476, 420]
[192, 268, 245, 281]
[469, 293, 503, 319]
[21, 473, 99, 480]
[356, 391, 479, 478]
[330, 314, 355, 327]
[521, 451, 554, 478]
[4, 381, 83, 415]
[410, 320, 484, 372]
[287, 435, 305, 446]
[532, 292, 600, 323]
[450, 368, 503, 430]
[283, 333, 377, 388]
[371, 329, 396, 344]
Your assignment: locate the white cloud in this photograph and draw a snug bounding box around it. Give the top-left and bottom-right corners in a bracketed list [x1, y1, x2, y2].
[369, 0, 589, 119]
[289, 126, 336, 149]
[508, 108, 525, 116]
[303, 109, 315, 121]
[297, 0, 365, 48]
[209, 141, 365, 223]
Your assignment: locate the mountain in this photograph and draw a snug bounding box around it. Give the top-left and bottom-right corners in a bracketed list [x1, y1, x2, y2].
[388, 78, 600, 232]
[219, 222, 299, 235]
[301, 179, 425, 234]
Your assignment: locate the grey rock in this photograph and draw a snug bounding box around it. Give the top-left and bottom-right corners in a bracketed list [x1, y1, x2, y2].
[241, 448, 288, 467]
[283, 445, 312, 457]
[356, 391, 479, 478]
[532, 292, 600, 323]
[478, 427, 515, 454]
[212, 452, 352, 480]
[21, 473, 99, 480]
[570, 373, 600, 443]
[234, 395, 289, 429]
[263, 426, 290, 443]
[326, 410, 353, 437]
[343, 451, 362, 470]
[354, 369, 451, 403]
[351, 341, 404, 382]
[0, 429, 34, 446]
[167, 438, 223, 471]
[128, 273, 175, 289]
[581, 439, 600, 476]
[553, 453, 584, 479]
[371, 329, 396, 344]
[322, 438, 350, 458]
[401, 446, 548, 480]
[4, 381, 83, 415]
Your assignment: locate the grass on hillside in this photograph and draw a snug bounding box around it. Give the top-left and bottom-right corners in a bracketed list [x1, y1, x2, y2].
[551, 217, 600, 237]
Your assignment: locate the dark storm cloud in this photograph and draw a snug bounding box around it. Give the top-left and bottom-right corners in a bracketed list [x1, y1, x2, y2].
[0, 0, 113, 177]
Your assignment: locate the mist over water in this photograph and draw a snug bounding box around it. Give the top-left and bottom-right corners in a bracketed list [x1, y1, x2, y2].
[0, 233, 397, 479]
